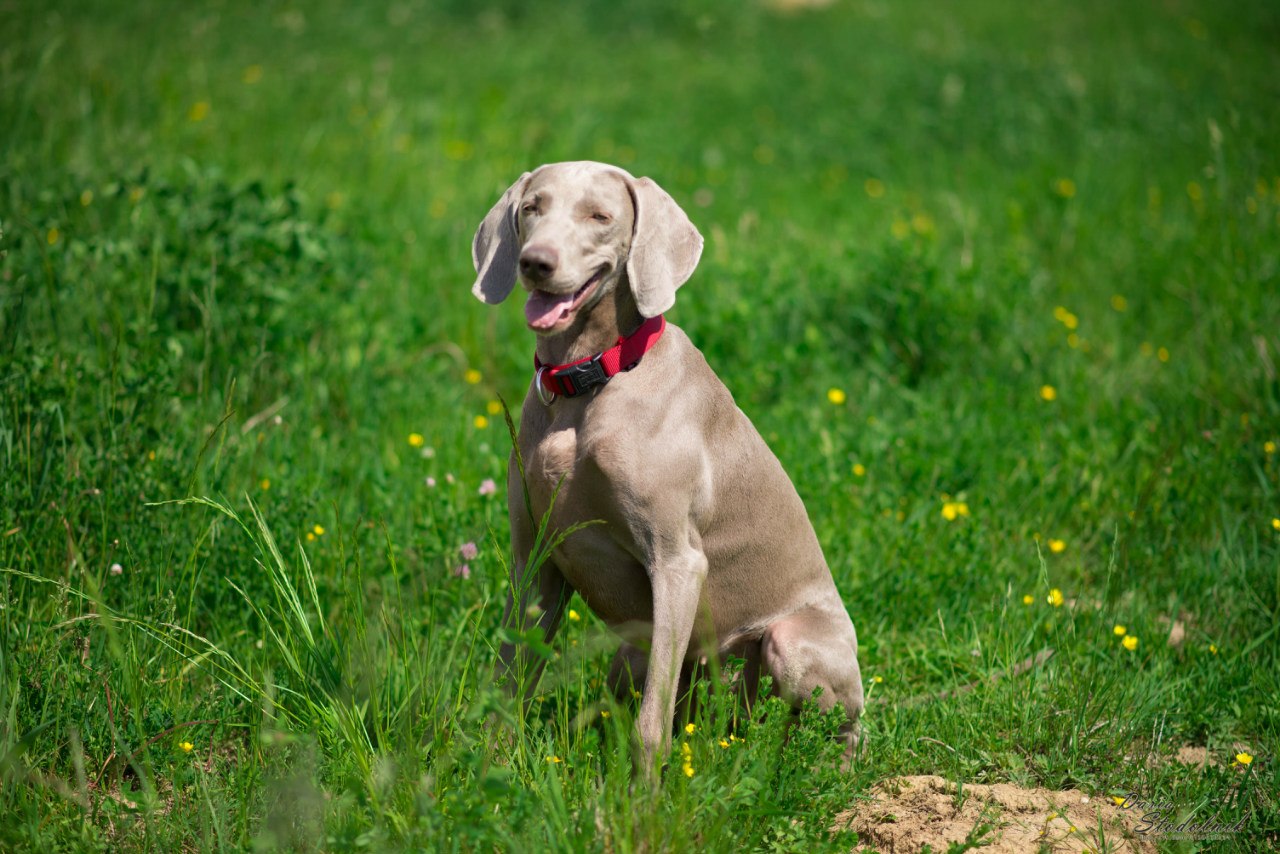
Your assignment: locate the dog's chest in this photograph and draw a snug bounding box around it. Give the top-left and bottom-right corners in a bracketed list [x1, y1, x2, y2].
[527, 424, 578, 492]
[522, 419, 651, 623]
[523, 423, 592, 535]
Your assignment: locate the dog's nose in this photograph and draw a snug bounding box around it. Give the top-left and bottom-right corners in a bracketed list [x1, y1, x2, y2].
[519, 246, 559, 281]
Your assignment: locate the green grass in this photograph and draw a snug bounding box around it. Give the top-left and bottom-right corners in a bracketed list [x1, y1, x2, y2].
[2, 0, 1278, 849]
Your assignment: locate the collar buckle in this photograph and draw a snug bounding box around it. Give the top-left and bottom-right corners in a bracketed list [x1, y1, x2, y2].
[554, 353, 609, 397]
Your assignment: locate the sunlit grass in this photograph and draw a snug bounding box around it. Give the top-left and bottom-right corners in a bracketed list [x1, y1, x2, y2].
[1, 0, 1278, 850]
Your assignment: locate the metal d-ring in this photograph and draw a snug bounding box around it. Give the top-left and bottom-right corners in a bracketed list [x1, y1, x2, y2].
[535, 367, 558, 406]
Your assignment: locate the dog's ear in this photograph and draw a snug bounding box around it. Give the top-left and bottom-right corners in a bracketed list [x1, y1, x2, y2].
[471, 171, 532, 304]
[625, 176, 704, 318]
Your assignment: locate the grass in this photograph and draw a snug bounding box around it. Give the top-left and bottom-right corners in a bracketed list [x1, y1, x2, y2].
[2, 0, 1278, 849]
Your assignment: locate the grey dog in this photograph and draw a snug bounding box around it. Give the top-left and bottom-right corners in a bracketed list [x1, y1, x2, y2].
[471, 161, 864, 773]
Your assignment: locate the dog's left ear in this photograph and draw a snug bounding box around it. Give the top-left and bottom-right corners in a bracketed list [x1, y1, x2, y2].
[471, 171, 532, 304]
[625, 177, 704, 318]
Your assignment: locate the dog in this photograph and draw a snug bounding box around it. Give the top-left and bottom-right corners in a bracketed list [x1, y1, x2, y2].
[471, 161, 864, 774]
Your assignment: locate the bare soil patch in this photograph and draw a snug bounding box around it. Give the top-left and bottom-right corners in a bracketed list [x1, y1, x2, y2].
[835, 775, 1155, 853]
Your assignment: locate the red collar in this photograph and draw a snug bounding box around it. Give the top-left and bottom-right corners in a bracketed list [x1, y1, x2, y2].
[533, 315, 666, 403]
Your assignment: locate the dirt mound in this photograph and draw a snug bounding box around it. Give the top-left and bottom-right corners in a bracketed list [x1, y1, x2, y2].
[834, 775, 1155, 853]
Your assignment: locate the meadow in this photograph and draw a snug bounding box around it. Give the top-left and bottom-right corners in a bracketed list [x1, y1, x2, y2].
[2, 0, 1278, 850]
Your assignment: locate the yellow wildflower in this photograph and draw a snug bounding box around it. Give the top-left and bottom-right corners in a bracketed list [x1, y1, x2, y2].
[827, 388, 847, 405]
[313, 524, 325, 536]
[852, 463, 866, 477]
[242, 64, 263, 84]
[1047, 588, 1065, 607]
[408, 433, 425, 448]
[1264, 441, 1275, 454]
[1187, 181, 1203, 202]
[1023, 594, 1034, 605]
[719, 739, 730, 748]
[474, 415, 489, 430]
[1052, 307, 1079, 330]
[80, 189, 94, 206]
[464, 368, 483, 385]
[1208, 644, 1218, 654]
[568, 609, 581, 622]
[680, 741, 694, 777]
[1110, 295, 1128, 312]
[872, 675, 883, 684]
[179, 741, 194, 753]
[260, 478, 271, 491]
[188, 101, 210, 122]
[1113, 625, 1127, 636]
[1122, 635, 1138, 651]
[1048, 539, 1066, 553]
[601, 711, 610, 719]
[1054, 178, 1077, 199]
[1272, 518, 1280, 531]
[1157, 347, 1169, 363]
[547, 755, 562, 764]
[941, 501, 969, 521]
[1040, 385, 1057, 401]
[1113, 796, 1128, 807]
[685, 723, 696, 735]
[863, 178, 885, 198]
[47, 227, 59, 245]
[306, 532, 316, 542]
[1235, 752, 1252, 766]
[486, 400, 503, 416]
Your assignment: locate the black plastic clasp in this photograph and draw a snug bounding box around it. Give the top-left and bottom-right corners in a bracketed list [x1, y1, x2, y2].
[555, 354, 610, 397]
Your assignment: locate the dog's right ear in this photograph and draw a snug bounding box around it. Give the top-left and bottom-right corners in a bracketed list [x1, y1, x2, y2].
[471, 171, 532, 304]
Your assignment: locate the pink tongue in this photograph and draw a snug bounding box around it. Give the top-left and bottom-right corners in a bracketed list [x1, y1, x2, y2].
[525, 289, 575, 329]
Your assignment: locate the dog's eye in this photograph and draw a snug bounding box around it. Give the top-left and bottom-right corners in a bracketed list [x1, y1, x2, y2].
[521, 202, 538, 214]
[591, 212, 611, 224]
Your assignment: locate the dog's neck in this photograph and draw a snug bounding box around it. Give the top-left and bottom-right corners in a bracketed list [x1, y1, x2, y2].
[534, 277, 644, 367]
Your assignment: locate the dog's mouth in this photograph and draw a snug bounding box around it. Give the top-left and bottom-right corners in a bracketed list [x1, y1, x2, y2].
[524, 267, 607, 332]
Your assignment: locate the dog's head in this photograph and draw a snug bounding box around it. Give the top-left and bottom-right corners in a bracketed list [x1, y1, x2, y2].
[471, 161, 703, 333]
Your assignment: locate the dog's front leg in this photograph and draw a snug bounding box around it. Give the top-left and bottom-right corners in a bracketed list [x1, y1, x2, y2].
[637, 546, 708, 778]
[495, 558, 568, 698]
[495, 462, 569, 700]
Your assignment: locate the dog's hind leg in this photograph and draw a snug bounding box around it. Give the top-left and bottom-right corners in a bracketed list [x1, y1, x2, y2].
[761, 606, 865, 758]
